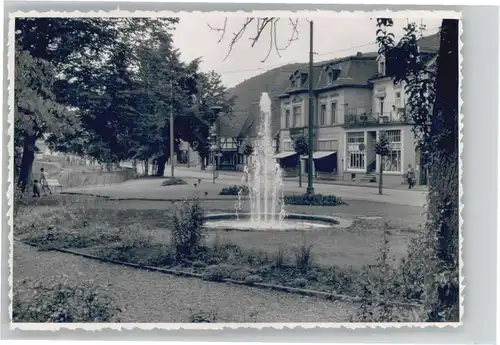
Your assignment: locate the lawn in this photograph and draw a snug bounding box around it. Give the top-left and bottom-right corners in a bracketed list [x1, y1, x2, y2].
[13, 194, 427, 322]
[16, 195, 423, 269]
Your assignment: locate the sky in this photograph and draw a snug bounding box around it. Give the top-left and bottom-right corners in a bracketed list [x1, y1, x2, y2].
[171, 15, 443, 88]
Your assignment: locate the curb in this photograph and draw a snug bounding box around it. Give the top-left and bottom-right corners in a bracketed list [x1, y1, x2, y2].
[15, 239, 422, 309]
[59, 191, 347, 204]
[60, 192, 246, 202]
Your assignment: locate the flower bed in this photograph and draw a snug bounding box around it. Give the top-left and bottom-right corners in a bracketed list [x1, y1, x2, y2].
[219, 185, 250, 196]
[161, 177, 188, 186]
[284, 193, 346, 206]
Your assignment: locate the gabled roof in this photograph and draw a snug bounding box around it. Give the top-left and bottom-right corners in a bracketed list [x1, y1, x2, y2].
[216, 97, 281, 139]
[315, 57, 378, 91]
[216, 111, 244, 138]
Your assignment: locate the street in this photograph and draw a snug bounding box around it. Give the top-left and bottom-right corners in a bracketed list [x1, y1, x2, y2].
[63, 164, 427, 207]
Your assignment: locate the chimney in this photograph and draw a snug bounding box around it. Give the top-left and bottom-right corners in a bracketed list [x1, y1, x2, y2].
[356, 52, 362, 57]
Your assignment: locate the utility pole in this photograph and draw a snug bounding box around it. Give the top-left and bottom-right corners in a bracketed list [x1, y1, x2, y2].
[306, 20, 315, 195]
[170, 80, 175, 178]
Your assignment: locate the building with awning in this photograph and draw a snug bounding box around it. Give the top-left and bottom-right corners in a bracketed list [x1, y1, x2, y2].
[274, 151, 298, 159]
[300, 151, 337, 160]
[274, 33, 439, 184]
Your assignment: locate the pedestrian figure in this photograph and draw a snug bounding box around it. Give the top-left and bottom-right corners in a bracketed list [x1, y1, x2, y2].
[32, 179, 41, 198]
[407, 164, 415, 189]
[39, 168, 52, 195]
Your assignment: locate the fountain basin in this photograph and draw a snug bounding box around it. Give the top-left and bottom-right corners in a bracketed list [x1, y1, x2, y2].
[203, 213, 342, 232]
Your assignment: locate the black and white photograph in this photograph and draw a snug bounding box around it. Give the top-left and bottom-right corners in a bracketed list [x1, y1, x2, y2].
[9, 10, 461, 327]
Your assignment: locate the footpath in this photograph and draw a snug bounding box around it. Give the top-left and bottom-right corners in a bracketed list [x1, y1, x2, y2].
[62, 166, 427, 207]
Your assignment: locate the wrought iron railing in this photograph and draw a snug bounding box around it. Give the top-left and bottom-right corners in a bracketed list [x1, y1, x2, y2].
[343, 110, 411, 128]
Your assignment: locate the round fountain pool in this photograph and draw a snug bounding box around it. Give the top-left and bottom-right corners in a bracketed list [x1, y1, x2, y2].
[203, 213, 342, 232]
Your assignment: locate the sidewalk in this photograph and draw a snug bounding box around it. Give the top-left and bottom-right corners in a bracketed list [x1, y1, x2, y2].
[167, 166, 427, 192]
[63, 167, 427, 207]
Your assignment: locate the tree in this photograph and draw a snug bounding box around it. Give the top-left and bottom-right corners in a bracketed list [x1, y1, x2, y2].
[182, 70, 235, 172]
[14, 18, 169, 182]
[15, 17, 232, 183]
[292, 134, 308, 187]
[376, 18, 459, 321]
[14, 46, 77, 190]
[243, 141, 254, 158]
[375, 131, 390, 195]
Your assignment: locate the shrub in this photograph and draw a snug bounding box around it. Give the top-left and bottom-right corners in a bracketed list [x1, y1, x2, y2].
[284, 193, 346, 206]
[293, 236, 314, 270]
[351, 222, 418, 322]
[244, 275, 263, 284]
[161, 177, 187, 186]
[274, 246, 286, 269]
[13, 278, 121, 322]
[202, 264, 232, 282]
[290, 278, 308, 288]
[244, 249, 268, 266]
[192, 260, 207, 268]
[219, 185, 249, 196]
[171, 199, 205, 258]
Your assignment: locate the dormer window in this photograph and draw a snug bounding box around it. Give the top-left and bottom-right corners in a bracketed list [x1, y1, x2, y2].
[378, 61, 386, 76]
[291, 79, 296, 88]
[325, 65, 341, 84]
[300, 74, 307, 86]
[377, 53, 386, 76]
[327, 71, 334, 84]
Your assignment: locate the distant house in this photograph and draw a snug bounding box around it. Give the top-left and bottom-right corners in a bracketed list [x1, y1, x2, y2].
[214, 98, 280, 171]
[275, 33, 439, 185]
[176, 140, 200, 167]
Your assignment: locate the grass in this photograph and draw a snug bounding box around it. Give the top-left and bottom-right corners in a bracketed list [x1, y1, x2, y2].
[15, 196, 420, 269]
[14, 195, 425, 320]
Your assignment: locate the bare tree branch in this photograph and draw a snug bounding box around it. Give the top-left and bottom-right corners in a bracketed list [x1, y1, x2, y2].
[261, 20, 274, 63]
[273, 19, 282, 58]
[221, 17, 254, 61]
[206, 18, 227, 43]
[250, 17, 273, 48]
[277, 18, 299, 52]
[207, 17, 302, 62]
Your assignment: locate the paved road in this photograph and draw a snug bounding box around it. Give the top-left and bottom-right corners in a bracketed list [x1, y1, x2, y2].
[63, 165, 427, 207]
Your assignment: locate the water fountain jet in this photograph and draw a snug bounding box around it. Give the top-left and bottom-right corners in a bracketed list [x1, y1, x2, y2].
[204, 93, 340, 231]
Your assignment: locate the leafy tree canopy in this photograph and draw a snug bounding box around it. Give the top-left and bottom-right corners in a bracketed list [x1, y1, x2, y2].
[292, 134, 308, 156]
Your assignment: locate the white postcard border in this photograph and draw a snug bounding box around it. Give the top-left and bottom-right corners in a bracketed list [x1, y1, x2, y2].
[6, 9, 463, 332]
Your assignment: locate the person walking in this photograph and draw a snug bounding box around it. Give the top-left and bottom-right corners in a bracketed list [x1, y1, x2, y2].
[32, 179, 41, 198]
[407, 164, 415, 189]
[39, 168, 52, 196]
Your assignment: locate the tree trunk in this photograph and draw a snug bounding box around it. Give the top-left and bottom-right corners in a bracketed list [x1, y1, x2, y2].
[132, 159, 138, 176]
[425, 19, 460, 322]
[17, 135, 37, 192]
[378, 157, 383, 195]
[156, 155, 168, 177]
[144, 160, 149, 176]
[298, 158, 302, 187]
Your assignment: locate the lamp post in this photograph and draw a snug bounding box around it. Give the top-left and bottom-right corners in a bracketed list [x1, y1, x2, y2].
[169, 80, 175, 178]
[306, 20, 315, 195]
[209, 106, 223, 183]
[208, 127, 218, 183]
